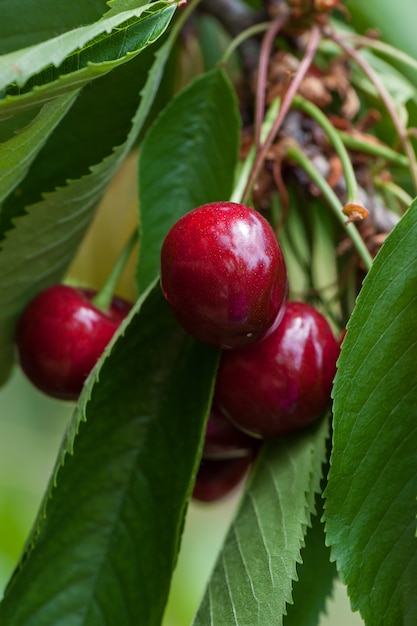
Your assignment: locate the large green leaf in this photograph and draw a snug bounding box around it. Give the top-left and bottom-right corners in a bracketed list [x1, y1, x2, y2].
[324, 199, 417, 625]
[0, 1, 176, 118]
[103, 0, 150, 18]
[137, 66, 240, 293]
[0, 283, 219, 625]
[0, 92, 78, 203]
[283, 492, 337, 626]
[0, 61, 147, 385]
[0, 1, 187, 384]
[0, 0, 108, 54]
[0, 51, 150, 235]
[192, 416, 330, 626]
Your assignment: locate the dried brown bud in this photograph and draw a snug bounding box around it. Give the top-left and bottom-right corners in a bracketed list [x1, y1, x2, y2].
[342, 202, 370, 223]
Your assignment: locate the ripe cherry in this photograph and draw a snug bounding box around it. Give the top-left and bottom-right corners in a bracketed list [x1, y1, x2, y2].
[192, 456, 253, 503]
[203, 406, 259, 460]
[214, 301, 339, 438]
[160, 202, 288, 348]
[15, 285, 132, 401]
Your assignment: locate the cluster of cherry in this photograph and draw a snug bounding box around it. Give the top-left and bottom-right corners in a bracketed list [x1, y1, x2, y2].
[160, 202, 340, 503]
[14, 201, 339, 504]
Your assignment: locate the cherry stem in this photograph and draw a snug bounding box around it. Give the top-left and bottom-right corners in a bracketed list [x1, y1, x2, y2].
[230, 99, 280, 204]
[292, 95, 362, 208]
[220, 21, 272, 67]
[327, 29, 417, 193]
[374, 176, 413, 210]
[342, 33, 417, 76]
[92, 229, 138, 312]
[254, 15, 289, 151]
[338, 131, 409, 169]
[243, 24, 322, 202]
[286, 144, 373, 272]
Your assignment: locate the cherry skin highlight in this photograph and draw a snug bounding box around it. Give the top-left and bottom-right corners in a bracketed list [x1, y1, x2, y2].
[160, 201, 288, 348]
[214, 301, 340, 438]
[15, 285, 132, 401]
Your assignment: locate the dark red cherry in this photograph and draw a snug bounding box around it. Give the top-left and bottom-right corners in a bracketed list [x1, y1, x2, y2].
[15, 284, 132, 401]
[214, 301, 339, 438]
[203, 406, 259, 460]
[160, 201, 288, 348]
[192, 456, 252, 503]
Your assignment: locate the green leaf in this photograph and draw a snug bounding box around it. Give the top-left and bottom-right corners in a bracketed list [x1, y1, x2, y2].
[276, 189, 313, 300]
[284, 493, 337, 626]
[351, 50, 417, 106]
[324, 199, 417, 625]
[0, 1, 176, 118]
[137, 66, 240, 293]
[0, 92, 78, 203]
[0, 4, 188, 384]
[192, 416, 330, 626]
[0, 283, 219, 626]
[0, 1, 109, 54]
[0, 51, 151, 236]
[103, 0, 150, 18]
[0, 317, 16, 386]
[0, 62, 145, 385]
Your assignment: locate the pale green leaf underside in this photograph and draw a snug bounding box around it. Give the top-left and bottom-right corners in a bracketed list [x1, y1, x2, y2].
[137, 67, 240, 293]
[324, 199, 417, 625]
[193, 417, 329, 626]
[0, 283, 219, 626]
[0, 1, 176, 118]
[0, 92, 78, 203]
[103, 0, 150, 18]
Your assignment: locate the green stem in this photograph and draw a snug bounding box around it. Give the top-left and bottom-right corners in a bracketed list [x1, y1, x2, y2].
[254, 15, 288, 151]
[220, 21, 272, 67]
[230, 148, 256, 204]
[343, 33, 417, 76]
[292, 95, 361, 206]
[374, 177, 413, 209]
[230, 99, 280, 204]
[92, 229, 138, 311]
[286, 144, 373, 272]
[338, 131, 409, 168]
[243, 24, 321, 202]
[328, 29, 417, 194]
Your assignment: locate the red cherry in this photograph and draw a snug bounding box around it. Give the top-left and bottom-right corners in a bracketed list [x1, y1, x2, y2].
[15, 285, 132, 401]
[160, 202, 288, 348]
[214, 301, 339, 438]
[203, 406, 259, 460]
[192, 456, 252, 503]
